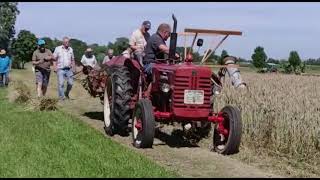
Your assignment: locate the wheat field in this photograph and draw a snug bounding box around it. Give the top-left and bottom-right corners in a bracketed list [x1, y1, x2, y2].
[213, 72, 320, 176]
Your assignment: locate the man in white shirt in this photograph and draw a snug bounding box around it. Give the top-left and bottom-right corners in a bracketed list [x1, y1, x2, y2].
[81, 48, 97, 68]
[129, 20, 151, 65]
[53, 37, 75, 100]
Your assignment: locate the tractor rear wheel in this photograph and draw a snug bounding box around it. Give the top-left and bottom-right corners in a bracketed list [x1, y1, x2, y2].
[103, 66, 133, 136]
[213, 105, 242, 155]
[132, 99, 155, 148]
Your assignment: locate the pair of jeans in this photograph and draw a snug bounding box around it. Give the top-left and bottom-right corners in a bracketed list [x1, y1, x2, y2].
[143, 63, 154, 83]
[0, 72, 9, 86]
[143, 63, 154, 76]
[134, 52, 144, 66]
[57, 68, 73, 99]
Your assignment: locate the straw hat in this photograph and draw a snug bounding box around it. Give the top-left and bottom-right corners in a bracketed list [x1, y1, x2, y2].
[223, 56, 237, 65]
[0, 49, 6, 55]
[86, 48, 93, 52]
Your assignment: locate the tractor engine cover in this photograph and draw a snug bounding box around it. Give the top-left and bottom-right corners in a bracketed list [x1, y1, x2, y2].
[151, 62, 212, 121]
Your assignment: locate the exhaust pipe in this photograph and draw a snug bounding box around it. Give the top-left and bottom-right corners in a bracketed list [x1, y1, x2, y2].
[169, 14, 177, 60]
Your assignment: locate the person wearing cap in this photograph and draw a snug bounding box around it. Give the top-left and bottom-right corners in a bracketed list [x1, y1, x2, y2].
[81, 48, 97, 68]
[53, 37, 75, 100]
[0, 49, 11, 87]
[32, 39, 54, 97]
[129, 20, 151, 65]
[102, 49, 115, 64]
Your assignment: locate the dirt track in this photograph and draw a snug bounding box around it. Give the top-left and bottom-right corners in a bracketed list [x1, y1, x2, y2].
[10, 65, 282, 178]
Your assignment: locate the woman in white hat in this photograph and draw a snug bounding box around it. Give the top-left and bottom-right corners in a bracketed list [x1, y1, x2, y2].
[81, 48, 97, 68]
[221, 56, 246, 89]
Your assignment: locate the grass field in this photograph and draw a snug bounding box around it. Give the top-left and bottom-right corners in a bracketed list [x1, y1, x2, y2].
[0, 89, 176, 178]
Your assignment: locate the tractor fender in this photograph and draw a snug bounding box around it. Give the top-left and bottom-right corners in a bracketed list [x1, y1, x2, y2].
[105, 55, 142, 73]
[104, 55, 142, 94]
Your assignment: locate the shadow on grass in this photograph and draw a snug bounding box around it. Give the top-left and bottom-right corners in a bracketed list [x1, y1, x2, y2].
[83, 111, 130, 137]
[155, 129, 199, 148]
[83, 111, 104, 121]
[83, 111, 200, 146]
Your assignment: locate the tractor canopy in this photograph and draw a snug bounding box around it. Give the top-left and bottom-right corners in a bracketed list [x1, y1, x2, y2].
[177, 28, 242, 65]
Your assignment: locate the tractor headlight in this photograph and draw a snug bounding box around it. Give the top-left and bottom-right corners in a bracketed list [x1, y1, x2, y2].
[161, 83, 170, 93]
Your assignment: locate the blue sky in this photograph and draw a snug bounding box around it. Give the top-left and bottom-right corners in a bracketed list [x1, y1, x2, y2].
[15, 2, 320, 60]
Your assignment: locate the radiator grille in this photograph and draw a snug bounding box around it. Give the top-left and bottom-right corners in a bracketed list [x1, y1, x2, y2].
[173, 75, 211, 109]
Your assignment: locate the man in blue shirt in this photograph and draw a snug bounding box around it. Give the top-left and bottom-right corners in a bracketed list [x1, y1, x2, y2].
[0, 49, 11, 87]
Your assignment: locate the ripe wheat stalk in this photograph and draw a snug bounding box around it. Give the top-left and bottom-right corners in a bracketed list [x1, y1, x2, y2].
[214, 72, 320, 174]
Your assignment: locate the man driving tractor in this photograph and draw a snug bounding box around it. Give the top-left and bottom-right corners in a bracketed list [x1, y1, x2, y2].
[143, 23, 180, 78]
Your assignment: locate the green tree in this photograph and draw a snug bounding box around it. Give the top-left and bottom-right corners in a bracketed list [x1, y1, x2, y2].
[69, 38, 87, 62]
[251, 46, 267, 68]
[202, 49, 219, 64]
[267, 58, 280, 64]
[218, 50, 228, 65]
[11, 30, 37, 69]
[89, 43, 108, 57]
[300, 61, 306, 73]
[96, 53, 105, 64]
[41, 37, 55, 52]
[0, 2, 20, 51]
[107, 37, 129, 55]
[288, 51, 301, 73]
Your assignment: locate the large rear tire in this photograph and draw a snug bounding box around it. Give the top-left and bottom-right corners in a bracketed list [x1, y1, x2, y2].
[213, 105, 242, 155]
[132, 99, 155, 148]
[103, 66, 133, 136]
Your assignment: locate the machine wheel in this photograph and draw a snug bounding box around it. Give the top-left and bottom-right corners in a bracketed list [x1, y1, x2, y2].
[132, 99, 155, 148]
[213, 105, 242, 155]
[103, 82, 115, 136]
[103, 66, 133, 136]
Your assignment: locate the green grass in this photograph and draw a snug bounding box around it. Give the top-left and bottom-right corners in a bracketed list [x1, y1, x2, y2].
[305, 65, 320, 74]
[0, 89, 177, 178]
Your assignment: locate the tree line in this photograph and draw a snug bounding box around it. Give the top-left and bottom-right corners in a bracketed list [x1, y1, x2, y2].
[8, 30, 130, 69]
[251, 46, 307, 74]
[1, 2, 319, 73]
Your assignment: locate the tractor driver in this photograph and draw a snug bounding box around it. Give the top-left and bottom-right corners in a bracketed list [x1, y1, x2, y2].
[143, 23, 179, 79]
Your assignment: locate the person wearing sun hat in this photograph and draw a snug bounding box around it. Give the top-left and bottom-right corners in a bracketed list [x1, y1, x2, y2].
[129, 20, 152, 65]
[0, 49, 11, 87]
[81, 47, 97, 68]
[220, 56, 246, 89]
[32, 38, 54, 97]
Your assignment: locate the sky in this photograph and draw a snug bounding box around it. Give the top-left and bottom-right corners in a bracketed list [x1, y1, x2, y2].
[15, 2, 320, 60]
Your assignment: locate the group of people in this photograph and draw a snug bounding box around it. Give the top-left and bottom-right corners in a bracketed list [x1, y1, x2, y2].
[0, 19, 245, 100]
[28, 19, 168, 100]
[80, 20, 179, 78]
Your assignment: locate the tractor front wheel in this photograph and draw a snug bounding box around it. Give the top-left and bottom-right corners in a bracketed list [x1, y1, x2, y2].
[103, 66, 133, 136]
[213, 105, 242, 155]
[132, 99, 155, 148]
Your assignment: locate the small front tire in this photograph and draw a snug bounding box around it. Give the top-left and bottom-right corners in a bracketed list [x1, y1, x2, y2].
[132, 99, 155, 148]
[213, 105, 242, 155]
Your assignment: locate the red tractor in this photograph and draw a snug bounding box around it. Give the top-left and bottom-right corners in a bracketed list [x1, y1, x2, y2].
[93, 15, 243, 155]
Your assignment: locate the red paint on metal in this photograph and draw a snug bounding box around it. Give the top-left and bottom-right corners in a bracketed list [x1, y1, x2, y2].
[154, 111, 172, 119]
[217, 122, 229, 136]
[135, 119, 142, 131]
[105, 55, 142, 72]
[208, 115, 224, 123]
